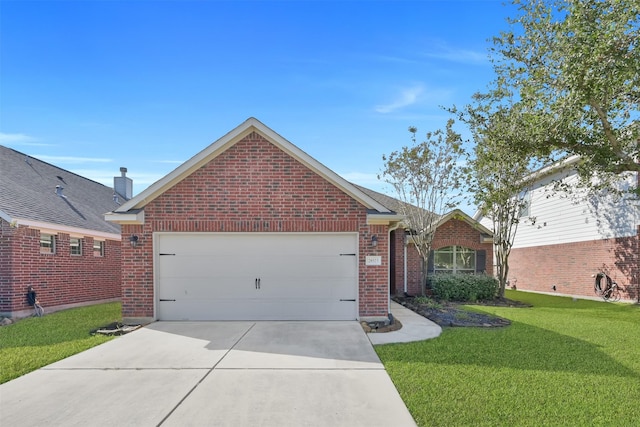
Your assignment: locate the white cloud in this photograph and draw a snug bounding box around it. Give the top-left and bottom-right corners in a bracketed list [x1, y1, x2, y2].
[127, 172, 166, 186]
[34, 155, 112, 164]
[423, 45, 488, 65]
[375, 84, 424, 114]
[0, 132, 51, 146]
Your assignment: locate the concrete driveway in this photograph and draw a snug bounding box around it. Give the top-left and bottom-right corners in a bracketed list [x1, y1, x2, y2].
[0, 321, 417, 427]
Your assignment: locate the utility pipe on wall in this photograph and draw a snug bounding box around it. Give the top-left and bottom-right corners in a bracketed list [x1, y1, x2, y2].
[404, 242, 408, 294]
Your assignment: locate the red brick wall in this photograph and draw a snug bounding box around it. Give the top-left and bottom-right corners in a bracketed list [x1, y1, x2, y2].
[401, 218, 494, 296]
[121, 132, 389, 319]
[508, 235, 639, 302]
[405, 244, 423, 296]
[0, 219, 121, 316]
[390, 230, 403, 295]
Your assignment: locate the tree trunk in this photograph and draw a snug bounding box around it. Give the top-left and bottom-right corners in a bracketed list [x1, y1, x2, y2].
[421, 257, 428, 296]
[496, 244, 509, 298]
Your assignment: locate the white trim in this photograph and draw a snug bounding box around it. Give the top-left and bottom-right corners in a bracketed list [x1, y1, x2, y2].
[112, 118, 391, 214]
[0, 210, 13, 224]
[367, 213, 405, 225]
[529, 154, 581, 180]
[427, 209, 493, 236]
[9, 218, 121, 240]
[104, 210, 145, 225]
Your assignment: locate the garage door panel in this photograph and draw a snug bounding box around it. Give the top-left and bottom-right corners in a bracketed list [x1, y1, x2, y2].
[158, 255, 253, 277]
[158, 277, 257, 300]
[159, 298, 262, 321]
[257, 277, 356, 299]
[278, 260, 356, 278]
[156, 233, 359, 321]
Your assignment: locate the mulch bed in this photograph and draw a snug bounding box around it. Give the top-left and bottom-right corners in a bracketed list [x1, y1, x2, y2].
[392, 296, 531, 328]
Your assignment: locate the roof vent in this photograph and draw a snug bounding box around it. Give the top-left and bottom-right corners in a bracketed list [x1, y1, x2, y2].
[55, 185, 67, 198]
[113, 194, 121, 205]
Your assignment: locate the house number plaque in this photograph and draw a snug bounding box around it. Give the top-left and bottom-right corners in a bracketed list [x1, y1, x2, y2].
[365, 256, 382, 266]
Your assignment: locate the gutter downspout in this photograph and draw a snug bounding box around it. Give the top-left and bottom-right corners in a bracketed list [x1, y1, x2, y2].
[404, 241, 408, 294]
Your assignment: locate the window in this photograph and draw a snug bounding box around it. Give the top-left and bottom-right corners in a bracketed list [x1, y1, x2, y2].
[433, 246, 476, 274]
[70, 238, 82, 256]
[518, 188, 531, 218]
[40, 234, 56, 254]
[93, 240, 105, 257]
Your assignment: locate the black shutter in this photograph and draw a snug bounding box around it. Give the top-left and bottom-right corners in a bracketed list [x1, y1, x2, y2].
[427, 250, 435, 273]
[476, 250, 487, 273]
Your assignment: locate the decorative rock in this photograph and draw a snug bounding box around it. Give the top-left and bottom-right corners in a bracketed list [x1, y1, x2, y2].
[1, 317, 14, 326]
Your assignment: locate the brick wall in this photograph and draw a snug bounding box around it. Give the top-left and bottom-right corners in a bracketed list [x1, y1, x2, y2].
[121, 132, 389, 320]
[508, 235, 639, 302]
[390, 230, 403, 295]
[405, 244, 423, 296]
[0, 219, 121, 317]
[402, 218, 494, 296]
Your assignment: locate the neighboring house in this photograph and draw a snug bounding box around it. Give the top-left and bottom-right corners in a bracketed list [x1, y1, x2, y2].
[0, 145, 125, 318]
[476, 156, 639, 302]
[106, 118, 493, 323]
[355, 185, 494, 296]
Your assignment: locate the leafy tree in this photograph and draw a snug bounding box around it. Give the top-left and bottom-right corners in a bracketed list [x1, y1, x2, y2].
[458, 101, 542, 298]
[485, 0, 639, 192]
[381, 119, 465, 295]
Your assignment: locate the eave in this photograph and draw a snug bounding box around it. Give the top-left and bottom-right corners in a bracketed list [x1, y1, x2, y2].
[366, 212, 405, 225]
[104, 209, 145, 225]
[2, 214, 121, 240]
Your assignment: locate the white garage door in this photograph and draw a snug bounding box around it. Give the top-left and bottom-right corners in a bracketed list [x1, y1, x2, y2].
[155, 233, 358, 320]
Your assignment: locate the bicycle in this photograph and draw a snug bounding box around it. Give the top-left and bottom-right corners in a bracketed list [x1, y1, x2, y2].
[593, 272, 621, 302]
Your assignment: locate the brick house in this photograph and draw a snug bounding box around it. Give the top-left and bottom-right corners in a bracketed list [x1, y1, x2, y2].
[476, 156, 639, 302]
[0, 145, 124, 318]
[356, 185, 494, 296]
[106, 118, 493, 323]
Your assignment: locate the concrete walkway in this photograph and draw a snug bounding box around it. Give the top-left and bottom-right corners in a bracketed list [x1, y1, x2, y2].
[0, 321, 417, 427]
[368, 301, 442, 345]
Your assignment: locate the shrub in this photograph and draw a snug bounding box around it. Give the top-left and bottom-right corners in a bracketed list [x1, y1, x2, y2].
[413, 296, 443, 309]
[430, 274, 498, 302]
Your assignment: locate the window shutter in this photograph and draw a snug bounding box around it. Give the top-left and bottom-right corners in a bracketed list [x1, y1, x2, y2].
[427, 250, 435, 273]
[476, 250, 486, 273]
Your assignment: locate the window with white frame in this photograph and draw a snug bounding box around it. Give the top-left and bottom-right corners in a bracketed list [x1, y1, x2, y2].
[70, 237, 82, 256]
[40, 234, 56, 254]
[433, 246, 476, 274]
[518, 188, 531, 218]
[93, 240, 105, 257]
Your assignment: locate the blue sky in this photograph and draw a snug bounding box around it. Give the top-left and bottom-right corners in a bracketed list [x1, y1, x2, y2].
[1, 0, 515, 215]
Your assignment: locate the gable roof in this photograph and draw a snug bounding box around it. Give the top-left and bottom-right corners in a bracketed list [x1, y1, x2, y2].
[351, 183, 404, 213]
[352, 184, 492, 238]
[0, 145, 121, 238]
[428, 209, 493, 237]
[107, 118, 397, 223]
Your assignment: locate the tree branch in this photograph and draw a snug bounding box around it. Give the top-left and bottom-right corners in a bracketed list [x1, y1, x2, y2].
[589, 99, 620, 155]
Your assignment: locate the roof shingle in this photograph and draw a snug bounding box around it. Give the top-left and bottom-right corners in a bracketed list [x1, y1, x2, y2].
[0, 145, 121, 235]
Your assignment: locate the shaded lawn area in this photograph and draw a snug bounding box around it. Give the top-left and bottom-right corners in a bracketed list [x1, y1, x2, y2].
[376, 291, 640, 427]
[0, 302, 121, 384]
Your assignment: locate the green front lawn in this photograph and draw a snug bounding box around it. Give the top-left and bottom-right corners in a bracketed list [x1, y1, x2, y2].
[376, 291, 640, 426]
[0, 302, 121, 384]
